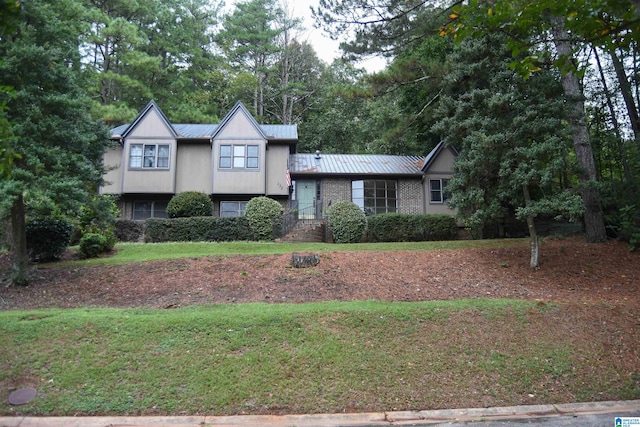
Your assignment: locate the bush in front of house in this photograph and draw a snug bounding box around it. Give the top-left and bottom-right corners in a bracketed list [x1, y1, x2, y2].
[328, 201, 367, 244]
[26, 217, 74, 262]
[77, 233, 109, 259]
[70, 195, 120, 247]
[365, 213, 458, 242]
[244, 196, 284, 241]
[144, 216, 254, 242]
[115, 219, 144, 242]
[166, 191, 212, 218]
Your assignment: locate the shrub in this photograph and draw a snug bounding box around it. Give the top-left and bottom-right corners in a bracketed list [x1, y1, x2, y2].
[244, 197, 284, 241]
[71, 195, 120, 245]
[144, 216, 254, 243]
[366, 213, 458, 242]
[328, 201, 367, 244]
[78, 233, 109, 259]
[115, 219, 144, 242]
[79, 195, 120, 232]
[26, 217, 73, 262]
[166, 192, 212, 218]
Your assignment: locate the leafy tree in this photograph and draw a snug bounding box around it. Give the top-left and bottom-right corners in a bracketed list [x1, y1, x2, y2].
[0, 0, 108, 284]
[444, 0, 640, 243]
[432, 33, 582, 267]
[297, 61, 372, 153]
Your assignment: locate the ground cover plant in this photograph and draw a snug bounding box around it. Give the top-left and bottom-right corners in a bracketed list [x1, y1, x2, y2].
[0, 236, 639, 416]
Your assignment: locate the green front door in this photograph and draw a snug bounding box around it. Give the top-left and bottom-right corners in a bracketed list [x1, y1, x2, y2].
[297, 180, 316, 219]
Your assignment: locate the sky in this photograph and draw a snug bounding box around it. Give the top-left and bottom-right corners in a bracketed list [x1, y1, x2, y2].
[227, 0, 387, 73]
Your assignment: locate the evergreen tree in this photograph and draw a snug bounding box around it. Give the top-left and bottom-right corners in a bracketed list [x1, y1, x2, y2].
[432, 34, 582, 267]
[217, 0, 284, 122]
[0, 0, 108, 284]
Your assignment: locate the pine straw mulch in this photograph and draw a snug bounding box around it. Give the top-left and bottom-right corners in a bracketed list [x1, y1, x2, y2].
[0, 236, 638, 310]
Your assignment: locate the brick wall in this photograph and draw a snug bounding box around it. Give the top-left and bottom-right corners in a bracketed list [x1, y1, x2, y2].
[321, 177, 424, 215]
[321, 179, 352, 215]
[398, 179, 424, 214]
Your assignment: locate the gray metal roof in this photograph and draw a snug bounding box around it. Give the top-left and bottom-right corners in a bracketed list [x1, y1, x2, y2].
[110, 123, 297, 140]
[290, 153, 426, 176]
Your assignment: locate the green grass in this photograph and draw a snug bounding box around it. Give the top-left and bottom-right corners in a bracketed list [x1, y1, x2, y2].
[56, 238, 529, 266]
[2, 299, 638, 416]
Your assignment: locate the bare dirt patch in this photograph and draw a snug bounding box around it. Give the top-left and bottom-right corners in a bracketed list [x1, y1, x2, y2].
[1, 237, 638, 310]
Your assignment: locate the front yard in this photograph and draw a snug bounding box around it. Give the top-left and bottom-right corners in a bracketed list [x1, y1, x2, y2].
[0, 237, 638, 416]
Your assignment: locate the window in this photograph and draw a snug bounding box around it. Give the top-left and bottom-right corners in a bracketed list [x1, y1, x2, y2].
[220, 201, 248, 217]
[129, 144, 170, 169]
[133, 201, 168, 220]
[430, 179, 450, 203]
[352, 180, 397, 215]
[220, 144, 259, 169]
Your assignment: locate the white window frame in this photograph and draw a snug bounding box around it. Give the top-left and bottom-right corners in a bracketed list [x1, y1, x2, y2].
[219, 144, 259, 169]
[430, 178, 450, 203]
[129, 144, 170, 169]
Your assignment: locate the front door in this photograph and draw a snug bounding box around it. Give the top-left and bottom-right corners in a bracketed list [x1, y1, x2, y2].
[297, 180, 316, 219]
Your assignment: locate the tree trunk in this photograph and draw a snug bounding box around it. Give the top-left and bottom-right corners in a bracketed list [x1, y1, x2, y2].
[550, 16, 607, 243]
[523, 185, 539, 269]
[10, 193, 29, 286]
[609, 45, 640, 141]
[593, 48, 634, 188]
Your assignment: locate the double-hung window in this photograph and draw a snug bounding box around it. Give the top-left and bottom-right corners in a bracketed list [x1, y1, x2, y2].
[129, 144, 170, 169]
[352, 180, 397, 215]
[430, 179, 450, 203]
[219, 144, 259, 169]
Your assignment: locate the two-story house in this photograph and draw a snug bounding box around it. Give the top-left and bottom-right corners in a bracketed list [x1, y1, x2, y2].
[101, 100, 457, 221]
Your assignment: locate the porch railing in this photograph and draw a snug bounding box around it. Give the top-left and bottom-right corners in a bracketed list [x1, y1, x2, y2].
[282, 202, 323, 236]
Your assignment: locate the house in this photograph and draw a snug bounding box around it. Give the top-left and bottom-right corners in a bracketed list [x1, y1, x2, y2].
[101, 100, 457, 222]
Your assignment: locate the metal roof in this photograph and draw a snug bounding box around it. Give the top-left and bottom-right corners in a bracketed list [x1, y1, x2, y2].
[290, 153, 426, 176]
[110, 123, 297, 140]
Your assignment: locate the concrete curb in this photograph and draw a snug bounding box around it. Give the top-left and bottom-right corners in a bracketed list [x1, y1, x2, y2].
[1, 399, 639, 426]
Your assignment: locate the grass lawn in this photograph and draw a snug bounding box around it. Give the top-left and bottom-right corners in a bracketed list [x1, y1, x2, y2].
[59, 238, 529, 266]
[2, 298, 639, 416]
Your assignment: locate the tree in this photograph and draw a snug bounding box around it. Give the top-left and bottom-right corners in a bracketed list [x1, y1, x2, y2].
[0, 0, 20, 179]
[217, 0, 284, 122]
[432, 33, 582, 267]
[440, 0, 640, 243]
[297, 61, 372, 153]
[0, 0, 108, 284]
[81, 0, 225, 124]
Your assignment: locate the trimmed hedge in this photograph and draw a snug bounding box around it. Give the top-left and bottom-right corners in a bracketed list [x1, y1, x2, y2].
[365, 213, 458, 242]
[167, 191, 213, 218]
[144, 216, 254, 243]
[115, 220, 144, 242]
[26, 217, 74, 262]
[328, 201, 367, 244]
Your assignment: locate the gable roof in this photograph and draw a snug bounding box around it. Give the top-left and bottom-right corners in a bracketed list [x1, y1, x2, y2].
[114, 100, 177, 139]
[211, 100, 266, 140]
[290, 153, 426, 176]
[109, 100, 298, 141]
[421, 141, 458, 172]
